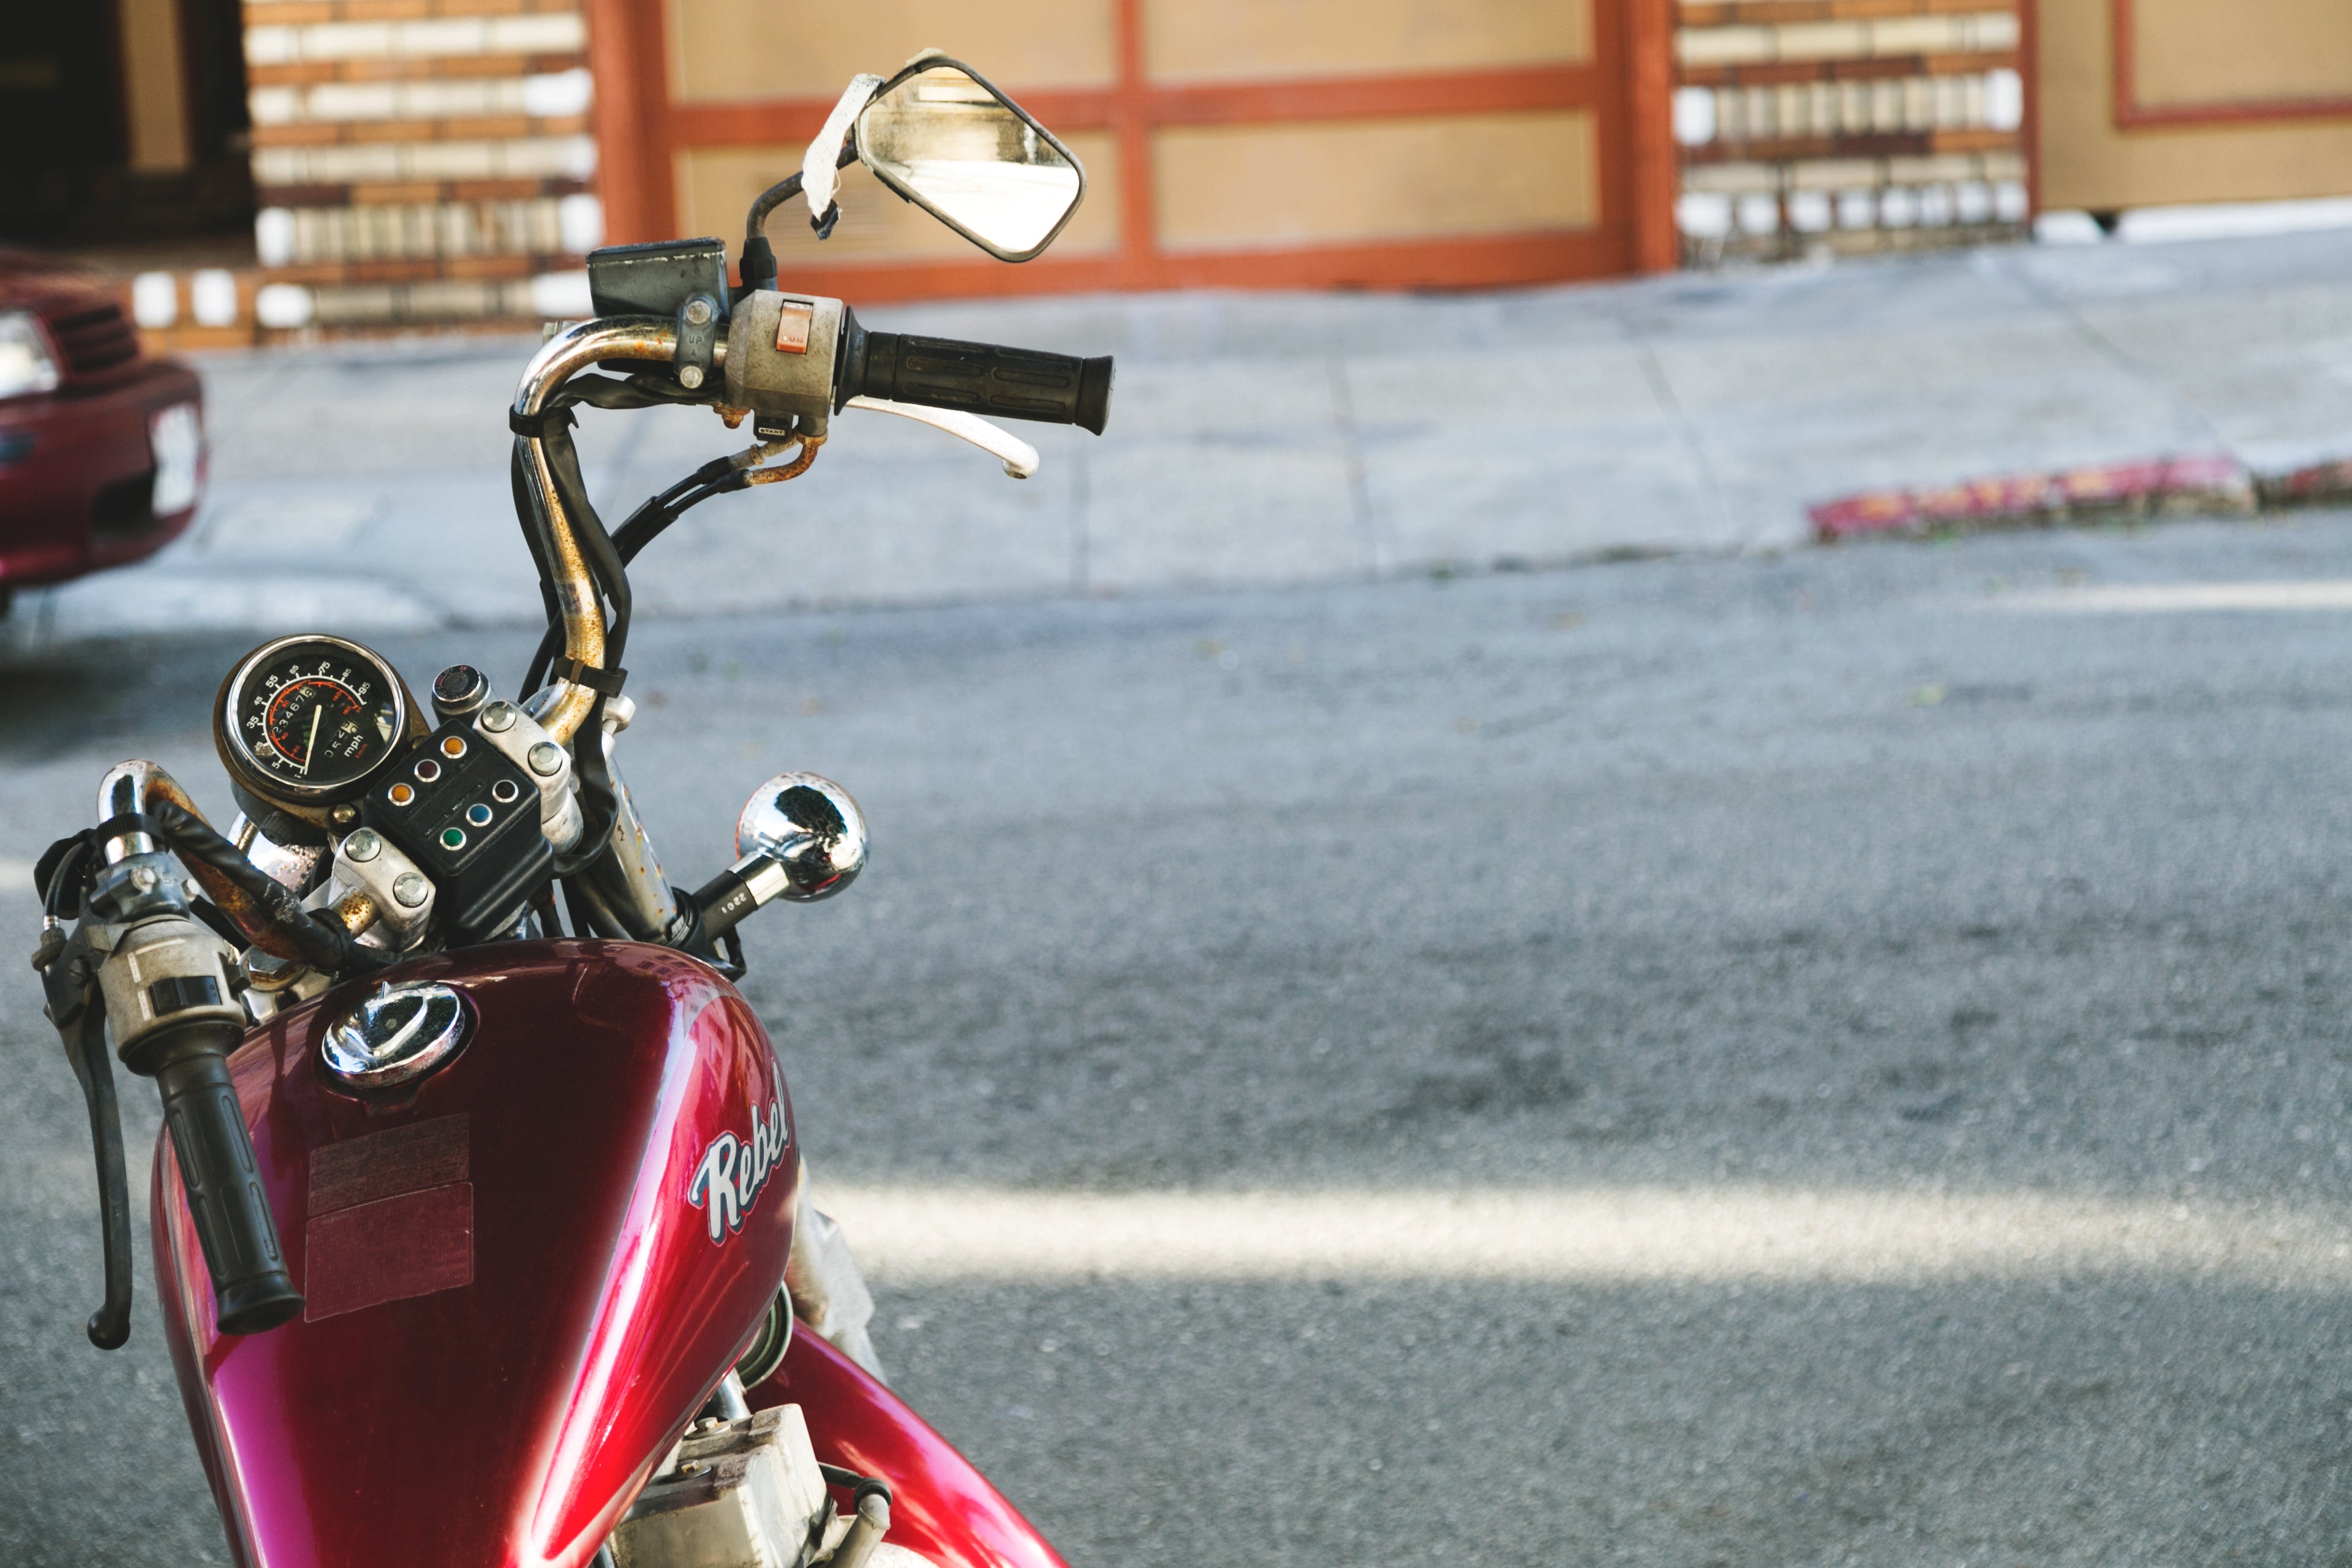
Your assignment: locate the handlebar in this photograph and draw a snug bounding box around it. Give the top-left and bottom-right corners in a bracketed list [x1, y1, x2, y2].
[839, 326, 1112, 435]
[146, 1028, 304, 1335]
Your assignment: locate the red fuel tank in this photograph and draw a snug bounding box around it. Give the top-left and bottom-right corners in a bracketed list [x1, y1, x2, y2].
[151, 941, 797, 1568]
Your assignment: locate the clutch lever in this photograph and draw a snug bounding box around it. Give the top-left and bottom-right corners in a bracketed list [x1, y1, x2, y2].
[843, 395, 1041, 479]
[34, 915, 134, 1349]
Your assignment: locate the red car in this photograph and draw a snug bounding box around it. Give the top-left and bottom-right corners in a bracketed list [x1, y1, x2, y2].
[0, 249, 204, 614]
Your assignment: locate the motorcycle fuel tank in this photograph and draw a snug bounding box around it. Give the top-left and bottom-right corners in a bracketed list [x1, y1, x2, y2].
[151, 941, 798, 1568]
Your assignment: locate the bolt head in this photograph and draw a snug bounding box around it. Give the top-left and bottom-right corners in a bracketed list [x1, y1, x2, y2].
[684, 298, 713, 326]
[331, 803, 360, 826]
[480, 701, 518, 733]
[345, 829, 382, 863]
[129, 865, 158, 892]
[679, 364, 705, 390]
[392, 872, 431, 908]
[182, 879, 201, 902]
[527, 741, 565, 777]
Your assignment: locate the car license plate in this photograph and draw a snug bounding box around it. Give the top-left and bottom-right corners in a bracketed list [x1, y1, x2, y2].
[150, 402, 202, 516]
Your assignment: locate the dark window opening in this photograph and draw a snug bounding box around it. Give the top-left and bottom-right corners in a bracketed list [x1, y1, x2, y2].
[0, 0, 252, 246]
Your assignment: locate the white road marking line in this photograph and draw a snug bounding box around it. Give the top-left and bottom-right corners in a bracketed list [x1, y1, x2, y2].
[820, 1186, 2352, 1287]
[1996, 580, 2352, 612]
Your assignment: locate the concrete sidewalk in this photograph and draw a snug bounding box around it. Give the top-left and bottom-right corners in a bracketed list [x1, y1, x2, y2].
[14, 225, 2352, 644]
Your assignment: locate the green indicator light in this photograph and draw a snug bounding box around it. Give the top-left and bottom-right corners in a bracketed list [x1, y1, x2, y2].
[441, 827, 467, 850]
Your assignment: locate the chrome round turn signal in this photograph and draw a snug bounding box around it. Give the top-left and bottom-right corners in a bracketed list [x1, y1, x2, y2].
[322, 981, 473, 1091]
[735, 773, 867, 902]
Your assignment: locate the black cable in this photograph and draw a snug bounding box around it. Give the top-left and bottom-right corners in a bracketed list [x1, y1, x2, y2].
[524, 456, 749, 693]
[509, 371, 803, 903]
[522, 623, 562, 705]
[552, 691, 618, 883]
[532, 424, 630, 668]
[515, 374, 722, 695]
[621, 454, 741, 549]
[528, 883, 566, 941]
[818, 1464, 894, 1507]
[561, 876, 633, 940]
[613, 472, 746, 562]
[142, 801, 394, 975]
[559, 879, 605, 941]
[511, 440, 561, 636]
[504, 396, 630, 880]
[39, 832, 93, 921]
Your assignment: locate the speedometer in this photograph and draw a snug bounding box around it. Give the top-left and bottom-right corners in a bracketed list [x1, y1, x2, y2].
[218, 635, 410, 802]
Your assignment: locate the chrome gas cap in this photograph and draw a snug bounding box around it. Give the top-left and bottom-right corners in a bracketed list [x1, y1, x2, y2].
[322, 981, 473, 1091]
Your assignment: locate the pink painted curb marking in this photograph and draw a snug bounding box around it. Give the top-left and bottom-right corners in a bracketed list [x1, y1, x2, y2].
[1810, 453, 2256, 542]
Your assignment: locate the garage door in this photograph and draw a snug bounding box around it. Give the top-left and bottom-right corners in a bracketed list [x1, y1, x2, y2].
[586, 0, 1677, 300]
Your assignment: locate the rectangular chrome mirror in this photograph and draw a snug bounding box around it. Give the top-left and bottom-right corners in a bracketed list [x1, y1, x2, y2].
[855, 59, 1085, 263]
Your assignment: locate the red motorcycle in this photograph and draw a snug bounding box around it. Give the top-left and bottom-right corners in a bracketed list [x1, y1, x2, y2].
[31, 58, 1109, 1568]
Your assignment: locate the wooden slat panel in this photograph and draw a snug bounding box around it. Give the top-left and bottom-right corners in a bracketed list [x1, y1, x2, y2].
[1681, 0, 2017, 23]
[1155, 111, 1598, 251]
[1147, 0, 1591, 83]
[246, 52, 585, 84]
[1678, 47, 2015, 86]
[666, 0, 1115, 102]
[1681, 126, 2017, 161]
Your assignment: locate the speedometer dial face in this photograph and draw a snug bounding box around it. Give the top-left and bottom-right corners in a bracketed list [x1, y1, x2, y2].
[222, 636, 407, 799]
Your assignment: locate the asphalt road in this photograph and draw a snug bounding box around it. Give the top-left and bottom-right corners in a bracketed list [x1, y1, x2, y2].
[7, 512, 2352, 1564]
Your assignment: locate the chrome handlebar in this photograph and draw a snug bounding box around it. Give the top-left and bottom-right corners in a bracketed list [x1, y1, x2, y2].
[510, 316, 679, 747]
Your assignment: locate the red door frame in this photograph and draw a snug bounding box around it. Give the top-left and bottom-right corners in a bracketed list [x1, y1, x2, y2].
[586, 0, 1679, 298]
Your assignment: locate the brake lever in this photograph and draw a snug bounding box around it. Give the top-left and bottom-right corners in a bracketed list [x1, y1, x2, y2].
[36, 922, 134, 1349]
[843, 395, 1041, 478]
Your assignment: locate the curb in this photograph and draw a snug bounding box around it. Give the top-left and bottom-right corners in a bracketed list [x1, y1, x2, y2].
[1809, 454, 2352, 543]
[1808, 454, 2259, 542]
[2256, 459, 2352, 509]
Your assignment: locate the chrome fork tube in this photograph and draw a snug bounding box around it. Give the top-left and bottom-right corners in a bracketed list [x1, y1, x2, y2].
[579, 707, 678, 938]
[525, 690, 679, 941]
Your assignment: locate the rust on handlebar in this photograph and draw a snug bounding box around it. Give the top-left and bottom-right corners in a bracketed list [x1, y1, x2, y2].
[94, 761, 310, 960]
[511, 316, 680, 746]
[333, 889, 378, 936]
[742, 434, 824, 486]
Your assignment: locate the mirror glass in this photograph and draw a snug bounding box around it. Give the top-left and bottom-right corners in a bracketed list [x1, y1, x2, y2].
[858, 65, 1083, 260]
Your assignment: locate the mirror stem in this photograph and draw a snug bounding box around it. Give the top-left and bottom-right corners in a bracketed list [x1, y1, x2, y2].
[738, 141, 862, 295]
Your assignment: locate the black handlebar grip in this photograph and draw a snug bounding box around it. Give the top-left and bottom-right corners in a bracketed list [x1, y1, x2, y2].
[150, 1033, 303, 1335]
[848, 330, 1112, 434]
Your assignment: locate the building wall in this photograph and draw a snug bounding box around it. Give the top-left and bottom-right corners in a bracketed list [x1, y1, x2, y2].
[1670, 0, 2032, 262]
[238, 0, 601, 329]
[2038, 0, 2352, 212]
